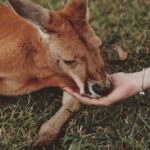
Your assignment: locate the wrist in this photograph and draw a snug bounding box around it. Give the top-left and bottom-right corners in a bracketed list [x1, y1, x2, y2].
[131, 67, 150, 94]
[143, 67, 150, 90]
[130, 71, 143, 94]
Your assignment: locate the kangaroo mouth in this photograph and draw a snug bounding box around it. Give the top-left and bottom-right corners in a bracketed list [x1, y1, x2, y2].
[84, 81, 112, 98]
[65, 74, 112, 98]
[77, 75, 112, 98]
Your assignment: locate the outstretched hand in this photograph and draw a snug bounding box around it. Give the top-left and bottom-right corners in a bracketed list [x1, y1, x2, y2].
[64, 72, 141, 106]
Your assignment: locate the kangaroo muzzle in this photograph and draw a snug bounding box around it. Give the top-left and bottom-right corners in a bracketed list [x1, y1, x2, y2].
[85, 74, 112, 98]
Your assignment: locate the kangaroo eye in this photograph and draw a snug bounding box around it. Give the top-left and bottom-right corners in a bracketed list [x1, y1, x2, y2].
[63, 59, 76, 65]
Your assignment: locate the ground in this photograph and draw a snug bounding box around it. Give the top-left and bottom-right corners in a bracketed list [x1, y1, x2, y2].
[0, 0, 150, 150]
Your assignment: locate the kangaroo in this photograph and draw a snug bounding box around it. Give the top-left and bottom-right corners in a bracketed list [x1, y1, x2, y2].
[0, 0, 112, 146]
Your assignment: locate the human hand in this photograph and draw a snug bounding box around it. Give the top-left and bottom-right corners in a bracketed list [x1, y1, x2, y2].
[64, 72, 142, 106]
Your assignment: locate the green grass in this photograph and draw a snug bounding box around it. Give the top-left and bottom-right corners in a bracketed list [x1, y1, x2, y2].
[0, 0, 150, 150]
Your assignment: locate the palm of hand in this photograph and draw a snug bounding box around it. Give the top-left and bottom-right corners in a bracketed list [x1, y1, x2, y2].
[65, 72, 138, 106]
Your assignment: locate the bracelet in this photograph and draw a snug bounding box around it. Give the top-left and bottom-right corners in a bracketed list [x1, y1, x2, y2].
[139, 68, 146, 96]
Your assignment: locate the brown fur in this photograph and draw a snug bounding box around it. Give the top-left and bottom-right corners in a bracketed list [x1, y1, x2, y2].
[1, 0, 108, 146]
[0, 4, 75, 95]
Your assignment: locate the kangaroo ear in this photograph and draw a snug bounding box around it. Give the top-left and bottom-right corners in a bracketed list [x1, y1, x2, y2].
[63, 0, 89, 24]
[9, 0, 50, 27]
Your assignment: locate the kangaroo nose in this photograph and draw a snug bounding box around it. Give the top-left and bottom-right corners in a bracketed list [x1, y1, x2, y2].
[92, 80, 112, 96]
[85, 74, 112, 98]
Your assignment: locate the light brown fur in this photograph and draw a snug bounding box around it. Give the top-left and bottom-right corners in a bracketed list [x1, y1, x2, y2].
[0, 4, 76, 96]
[1, 0, 110, 146]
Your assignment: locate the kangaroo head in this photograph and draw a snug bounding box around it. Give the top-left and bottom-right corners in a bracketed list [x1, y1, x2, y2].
[9, 0, 112, 98]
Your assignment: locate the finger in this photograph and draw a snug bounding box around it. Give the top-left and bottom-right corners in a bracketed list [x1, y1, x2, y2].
[63, 87, 92, 105]
[64, 87, 124, 106]
[63, 87, 74, 94]
[72, 92, 110, 106]
[72, 87, 124, 106]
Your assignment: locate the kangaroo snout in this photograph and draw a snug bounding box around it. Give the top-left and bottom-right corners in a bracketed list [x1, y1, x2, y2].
[85, 74, 112, 98]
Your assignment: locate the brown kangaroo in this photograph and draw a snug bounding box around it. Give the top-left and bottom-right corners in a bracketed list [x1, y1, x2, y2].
[0, 0, 112, 146]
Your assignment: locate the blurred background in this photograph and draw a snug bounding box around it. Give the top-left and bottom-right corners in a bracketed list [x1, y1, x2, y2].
[0, 0, 150, 150]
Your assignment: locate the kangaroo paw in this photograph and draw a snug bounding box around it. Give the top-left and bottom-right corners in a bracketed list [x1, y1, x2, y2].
[33, 122, 60, 146]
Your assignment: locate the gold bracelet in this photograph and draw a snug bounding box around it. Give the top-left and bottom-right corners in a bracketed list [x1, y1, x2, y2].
[139, 68, 146, 96]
